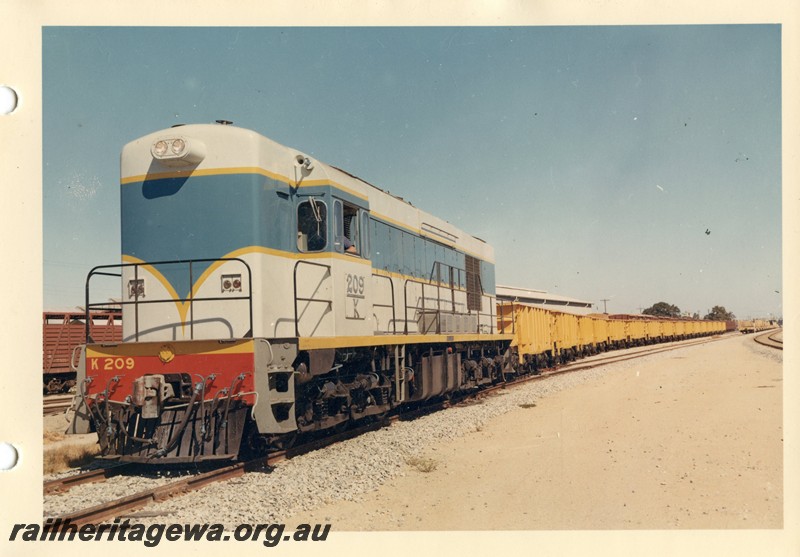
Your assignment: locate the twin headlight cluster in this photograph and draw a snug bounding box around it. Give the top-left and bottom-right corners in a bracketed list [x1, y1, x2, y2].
[150, 136, 206, 166]
[152, 138, 186, 157]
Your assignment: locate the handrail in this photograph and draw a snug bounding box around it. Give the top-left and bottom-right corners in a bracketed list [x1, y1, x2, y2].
[70, 345, 83, 373]
[85, 257, 254, 342]
[403, 276, 461, 336]
[403, 279, 436, 334]
[429, 260, 464, 314]
[401, 258, 509, 336]
[496, 299, 515, 335]
[293, 260, 333, 338]
[477, 292, 498, 334]
[473, 274, 498, 334]
[371, 272, 397, 334]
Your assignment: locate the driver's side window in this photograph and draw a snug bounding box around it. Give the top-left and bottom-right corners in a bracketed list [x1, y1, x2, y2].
[297, 198, 327, 252]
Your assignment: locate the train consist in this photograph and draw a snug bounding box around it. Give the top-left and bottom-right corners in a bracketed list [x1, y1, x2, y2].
[737, 319, 776, 334]
[498, 308, 726, 369]
[67, 122, 726, 463]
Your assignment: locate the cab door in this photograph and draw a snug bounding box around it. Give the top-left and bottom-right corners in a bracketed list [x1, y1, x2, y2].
[333, 198, 374, 336]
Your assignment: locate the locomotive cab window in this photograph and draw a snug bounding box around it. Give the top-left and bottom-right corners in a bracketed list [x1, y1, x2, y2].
[297, 198, 327, 252]
[334, 199, 369, 258]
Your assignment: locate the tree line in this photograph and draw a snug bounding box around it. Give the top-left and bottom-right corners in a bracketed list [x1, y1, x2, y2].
[641, 302, 735, 321]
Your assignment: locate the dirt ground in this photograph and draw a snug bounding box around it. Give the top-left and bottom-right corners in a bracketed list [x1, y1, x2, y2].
[285, 333, 783, 530]
[43, 412, 95, 448]
[42, 334, 783, 530]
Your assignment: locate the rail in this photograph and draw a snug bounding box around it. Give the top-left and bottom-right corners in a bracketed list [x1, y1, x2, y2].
[371, 272, 397, 334]
[402, 261, 499, 335]
[85, 258, 254, 342]
[293, 260, 333, 337]
[477, 292, 499, 334]
[754, 329, 783, 350]
[403, 279, 441, 334]
[496, 299, 516, 335]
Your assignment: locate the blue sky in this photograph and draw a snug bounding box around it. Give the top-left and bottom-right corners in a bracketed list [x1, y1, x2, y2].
[43, 25, 782, 319]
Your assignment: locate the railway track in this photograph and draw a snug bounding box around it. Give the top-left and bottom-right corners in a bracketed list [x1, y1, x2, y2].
[43, 394, 74, 416]
[477, 333, 730, 399]
[47, 417, 391, 525]
[45, 464, 137, 495]
[754, 329, 783, 350]
[52, 461, 257, 525]
[45, 333, 731, 525]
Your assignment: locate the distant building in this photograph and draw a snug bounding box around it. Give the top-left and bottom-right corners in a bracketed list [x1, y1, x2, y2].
[496, 285, 594, 315]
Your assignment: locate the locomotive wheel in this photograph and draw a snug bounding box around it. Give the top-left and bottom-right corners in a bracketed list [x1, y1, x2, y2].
[240, 420, 269, 458]
[375, 409, 391, 423]
[44, 378, 62, 395]
[274, 432, 298, 451]
[333, 418, 350, 434]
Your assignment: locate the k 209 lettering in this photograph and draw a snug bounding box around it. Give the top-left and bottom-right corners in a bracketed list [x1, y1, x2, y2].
[90, 357, 135, 371]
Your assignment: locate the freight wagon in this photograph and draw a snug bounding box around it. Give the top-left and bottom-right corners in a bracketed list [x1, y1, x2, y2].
[43, 309, 121, 394]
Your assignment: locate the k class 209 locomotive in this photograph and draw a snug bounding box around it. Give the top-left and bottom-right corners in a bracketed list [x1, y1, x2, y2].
[68, 122, 513, 463]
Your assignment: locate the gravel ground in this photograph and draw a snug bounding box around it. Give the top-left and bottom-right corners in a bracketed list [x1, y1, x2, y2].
[44, 471, 187, 517]
[288, 332, 783, 530]
[42, 337, 735, 527]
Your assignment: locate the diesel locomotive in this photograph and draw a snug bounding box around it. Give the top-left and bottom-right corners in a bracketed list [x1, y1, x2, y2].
[67, 122, 727, 463]
[68, 122, 512, 462]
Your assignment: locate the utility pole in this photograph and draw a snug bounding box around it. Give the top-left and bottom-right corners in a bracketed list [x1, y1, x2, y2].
[600, 298, 610, 314]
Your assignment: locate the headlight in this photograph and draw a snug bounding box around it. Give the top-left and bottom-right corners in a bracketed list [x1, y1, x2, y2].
[171, 138, 186, 155]
[150, 136, 205, 166]
[153, 140, 169, 157]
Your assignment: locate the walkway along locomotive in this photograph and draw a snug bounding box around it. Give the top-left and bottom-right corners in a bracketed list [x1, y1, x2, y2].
[67, 122, 727, 463]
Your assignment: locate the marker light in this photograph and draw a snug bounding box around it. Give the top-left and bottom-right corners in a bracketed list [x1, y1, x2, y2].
[128, 279, 145, 299]
[150, 136, 205, 166]
[221, 274, 242, 293]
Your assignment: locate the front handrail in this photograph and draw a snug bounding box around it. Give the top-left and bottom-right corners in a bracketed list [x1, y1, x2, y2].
[85, 258, 254, 342]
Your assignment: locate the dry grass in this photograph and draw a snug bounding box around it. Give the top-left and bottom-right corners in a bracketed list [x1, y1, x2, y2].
[43, 443, 101, 474]
[43, 430, 66, 443]
[406, 456, 438, 473]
